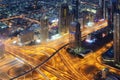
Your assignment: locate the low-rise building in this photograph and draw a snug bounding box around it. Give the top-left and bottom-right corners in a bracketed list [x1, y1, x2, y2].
[18, 30, 34, 45]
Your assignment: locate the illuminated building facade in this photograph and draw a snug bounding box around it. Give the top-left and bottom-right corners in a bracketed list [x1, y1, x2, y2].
[113, 13, 120, 63]
[100, 0, 113, 26]
[40, 17, 60, 42]
[59, 1, 70, 34]
[40, 18, 48, 42]
[117, 0, 120, 11]
[107, 0, 113, 26]
[72, 0, 79, 20]
[18, 31, 34, 45]
[48, 18, 59, 40]
[100, 0, 110, 19]
[69, 21, 81, 49]
[100, 0, 106, 19]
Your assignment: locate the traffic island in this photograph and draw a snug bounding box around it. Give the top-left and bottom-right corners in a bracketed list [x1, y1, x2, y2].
[7, 64, 31, 78]
[66, 47, 92, 58]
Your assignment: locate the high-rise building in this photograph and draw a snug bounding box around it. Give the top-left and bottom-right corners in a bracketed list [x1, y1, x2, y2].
[99, 0, 102, 7]
[69, 21, 81, 49]
[72, 0, 79, 20]
[100, 0, 110, 19]
[100, 0, 113, 25]
[40, 17, 48, 43]
[107, 0, 113, 26]
[117, 0, 120, 11]
[102, 0, 107, 19]
[113, 13, 120, 63]
[115, 0, 120, 10]
[59, 1, 70, 34]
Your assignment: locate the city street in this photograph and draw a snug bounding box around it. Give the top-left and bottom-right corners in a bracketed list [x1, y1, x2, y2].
[0, 52, 31, 80]
[0, 8, 114, 79]
[0, 0, 119, 79]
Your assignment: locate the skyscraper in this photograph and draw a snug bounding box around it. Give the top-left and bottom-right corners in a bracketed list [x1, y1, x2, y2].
[40, 17, 48, 43]
[113, 13, 120, 63]
[117, 0, 120, 11]
[72, 0, 79, 20]
[107, 0, 113, 26]
[102, 0, 107, 19]
[100, 0, 111, 19]
[59, 1, 69, 34]
[69, 21, 81, 49]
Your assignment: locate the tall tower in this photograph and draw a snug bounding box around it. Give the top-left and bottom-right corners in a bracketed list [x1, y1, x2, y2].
[59, 0, 69, 34]
[69, 21, 81, 49]
[100, 0, 109, 19]
[40, 17, 48, 43]
[107, 0, 113, 26]
[113, 13, 120, 63]
[117, 0, 120, 11]
[72, 0, 79, 21]
[99, 0, 104, 18]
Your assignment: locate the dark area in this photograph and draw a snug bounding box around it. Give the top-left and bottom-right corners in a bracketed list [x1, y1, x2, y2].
[82, 26, 113, 51]
[84, 65, 98, 74]
[102, 46, 113, 60]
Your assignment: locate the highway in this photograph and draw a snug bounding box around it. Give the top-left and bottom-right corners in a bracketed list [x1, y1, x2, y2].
[0, 52, 31, 80]
[4, 40, 117, 80]
[0, 15, 117, 80]
[42, 41, 115, 80]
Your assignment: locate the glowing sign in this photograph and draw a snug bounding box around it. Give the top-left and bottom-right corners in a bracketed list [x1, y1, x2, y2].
[102, 33, 106, 37]
[87, 22, 94, 27]
[85, 38, 96, 43]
